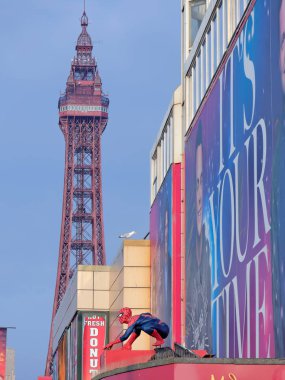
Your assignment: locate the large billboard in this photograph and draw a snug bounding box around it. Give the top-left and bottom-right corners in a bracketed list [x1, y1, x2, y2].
[150, 167, 173, 346]
[0, 328, 7, 380]
[150, 164, 181, 346]
[185, 0, 285, 358]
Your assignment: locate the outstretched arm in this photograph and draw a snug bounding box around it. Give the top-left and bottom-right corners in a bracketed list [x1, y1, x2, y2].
[103, 324, 136, 350]
[103, 337, 121, 350]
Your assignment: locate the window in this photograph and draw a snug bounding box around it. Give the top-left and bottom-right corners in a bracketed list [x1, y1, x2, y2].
[166, 124, 170, 169]
[196, 54, 201, 105]
[206, 29, 211, 87]
[152, 156, 158, 199]
[222, 0, 228, 53]
[187, 74, 193, 125]
[159, 144, 163, 181]
[193, 65, 197, 113]
[212, 17, 217, 73]
[217, 5, 223, 62]
[163, 132, 167, 176]
[153, 177, 157, 198]
[169, 117, 173, 164]
[201, 42, 206, 97]
[189, 72, 194, 122]
[235, 0, 241, 26]
[161, 137, 164, 177]
[190, 1, 207, 46]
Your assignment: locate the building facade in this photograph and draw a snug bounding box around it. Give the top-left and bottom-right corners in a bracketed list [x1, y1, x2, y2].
[150, 0, 285, 360]
[48, 1, 285, 379]
[51, 241, 151, 380]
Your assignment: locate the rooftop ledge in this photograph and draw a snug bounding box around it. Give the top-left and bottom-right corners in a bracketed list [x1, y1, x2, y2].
[94, 352, 285, 380]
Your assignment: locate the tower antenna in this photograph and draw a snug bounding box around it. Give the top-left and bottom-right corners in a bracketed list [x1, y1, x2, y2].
[84, 0, 86, 12]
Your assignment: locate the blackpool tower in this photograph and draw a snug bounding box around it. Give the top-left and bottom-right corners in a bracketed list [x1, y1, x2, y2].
[45, 8, 109, 374]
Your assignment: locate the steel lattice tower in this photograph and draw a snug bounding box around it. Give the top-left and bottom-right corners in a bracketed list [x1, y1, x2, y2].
[45, 10, 109, 375]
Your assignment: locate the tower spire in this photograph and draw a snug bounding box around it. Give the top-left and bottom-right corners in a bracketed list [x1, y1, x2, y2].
[80, 9, 88, 28]
[77, 2, 91, 50]
[81, 0, 88, 27]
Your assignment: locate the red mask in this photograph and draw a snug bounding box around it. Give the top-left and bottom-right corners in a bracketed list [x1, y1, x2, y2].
[117, 307, 132, 324]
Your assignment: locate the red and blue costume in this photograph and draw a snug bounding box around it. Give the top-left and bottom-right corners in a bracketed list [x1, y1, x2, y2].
[104, 307, 169, 350]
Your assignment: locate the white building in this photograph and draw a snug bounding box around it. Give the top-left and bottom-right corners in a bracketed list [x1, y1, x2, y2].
[5, 348, 15, 380]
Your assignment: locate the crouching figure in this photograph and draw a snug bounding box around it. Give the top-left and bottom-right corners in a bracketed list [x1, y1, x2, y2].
[103, 307, 169, 350]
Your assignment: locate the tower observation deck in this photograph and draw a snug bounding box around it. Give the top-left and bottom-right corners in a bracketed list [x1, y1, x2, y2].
[45, 9, 109, 375]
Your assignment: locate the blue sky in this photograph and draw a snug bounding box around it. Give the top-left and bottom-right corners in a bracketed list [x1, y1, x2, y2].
[0, 0, 180, 378]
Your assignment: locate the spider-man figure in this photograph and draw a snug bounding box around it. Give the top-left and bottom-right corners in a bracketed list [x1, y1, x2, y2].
[103, 307, 169, 350]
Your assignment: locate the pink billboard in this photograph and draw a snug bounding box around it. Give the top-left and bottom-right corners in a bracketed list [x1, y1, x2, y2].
[0, 329, 7, 380]
[150, 163, 181, 346]
[82, 313, 107, 379]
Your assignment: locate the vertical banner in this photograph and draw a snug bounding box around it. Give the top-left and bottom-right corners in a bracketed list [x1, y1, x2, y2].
[82, 313, 107, 379]
[0, 328, 7, 380]
[172, 163, 182, 344]
[150, 167, 172, 346]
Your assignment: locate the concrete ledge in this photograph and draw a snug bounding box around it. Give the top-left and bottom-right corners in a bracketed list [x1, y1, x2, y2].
[94, 357, 285, 380]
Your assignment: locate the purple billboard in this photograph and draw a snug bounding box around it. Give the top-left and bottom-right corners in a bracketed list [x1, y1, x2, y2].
[150, 167, 172, 346]
[185, 0, 285, 358]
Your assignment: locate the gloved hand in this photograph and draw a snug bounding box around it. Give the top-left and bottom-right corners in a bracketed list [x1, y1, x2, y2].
[103, 337, 121, 350]
[103, 342, 114, 350]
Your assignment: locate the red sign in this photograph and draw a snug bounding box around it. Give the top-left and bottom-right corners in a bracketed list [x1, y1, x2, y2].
[0, 329, 7, 380]
[82, 314, 107, 379]
[172, 163, 181, 345]
[96, 362, 285, 380]
[175, 363, 285, 380]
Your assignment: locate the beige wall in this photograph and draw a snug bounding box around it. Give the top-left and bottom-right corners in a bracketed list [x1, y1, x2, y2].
[53, 240, 151, 353]
[109, 240, 151, 350]
[53, 265, 110, 353]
